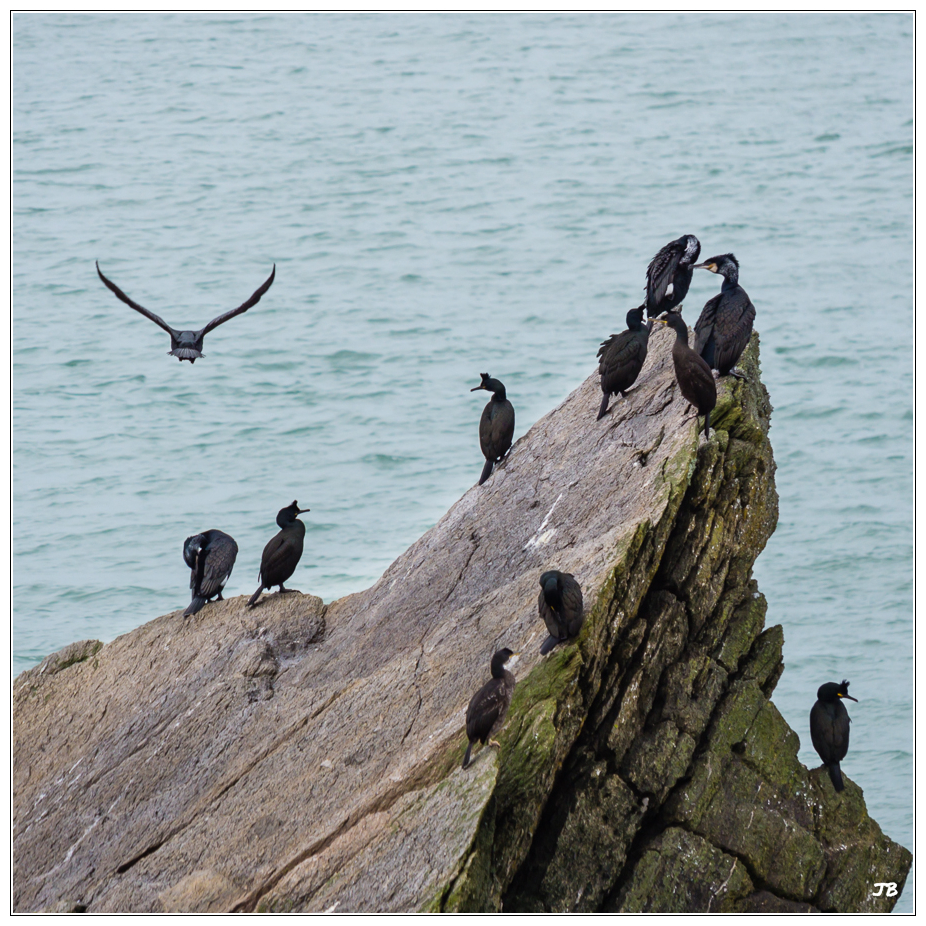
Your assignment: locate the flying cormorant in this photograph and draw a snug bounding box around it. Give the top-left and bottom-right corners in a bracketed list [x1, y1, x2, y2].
[597, 306, 650, 419]
[471, 374, 515, 485]
[693, 253, 755, 380]
[641, 235, 701, 319]
[247, 501, 309, 608]
[538, 571, 584, 655]
[96, 262, 276, 362]
[656, 311, 717, 438]
[810, 679, 857, 793]
[182, 529, 239, 617]
[462, 648, 519, 769]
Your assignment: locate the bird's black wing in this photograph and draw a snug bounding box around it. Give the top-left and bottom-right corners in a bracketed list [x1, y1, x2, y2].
[538, 589, 565, 640]
[96, 262, 177, 336]
[646, 241, 682, 306]
[466, 679, 505, 743]
[712, 290, 756, 375]
[693, 294, 721, 362]
[200, 264, 276, 336]
[560, 574, 584, 630]
[198, 534, 239, 599]
[598, 331, 647, 390]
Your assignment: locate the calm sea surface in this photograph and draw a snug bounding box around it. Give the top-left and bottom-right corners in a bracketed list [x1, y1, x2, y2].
[13, 13, 913, 909]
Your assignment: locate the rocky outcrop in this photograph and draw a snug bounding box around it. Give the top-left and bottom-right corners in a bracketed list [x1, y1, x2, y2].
[13, 326, 911, 912]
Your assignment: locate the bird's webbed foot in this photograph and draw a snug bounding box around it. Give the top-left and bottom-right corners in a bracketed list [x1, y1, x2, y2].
[728, 366, 750, 381]
[277, 586, 301, 595]
[489, 739, 502, 749]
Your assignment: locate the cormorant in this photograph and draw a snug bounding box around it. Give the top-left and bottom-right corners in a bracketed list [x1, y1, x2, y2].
[693, 253, 755, 380]
[597, 306, 650, 420]
[656, 311, 717, 438]
[538, 571, 584, 655]
[641, 235, 701, 319]
[247, 501, 309, 608]
[96, 261, 276, 362]
[810, 679, 857, 793]
[471, 373, 515, 485]
[182, 529, 239, 617]
[462, 648, 519, 769]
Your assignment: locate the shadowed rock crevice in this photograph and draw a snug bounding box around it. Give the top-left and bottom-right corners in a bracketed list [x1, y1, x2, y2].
[13, 331, 910, 912]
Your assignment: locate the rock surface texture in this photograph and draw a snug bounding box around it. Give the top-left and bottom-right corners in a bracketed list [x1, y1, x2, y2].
[14, 327, 911, 912]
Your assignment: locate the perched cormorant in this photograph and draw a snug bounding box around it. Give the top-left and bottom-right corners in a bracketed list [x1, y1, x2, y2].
[597, 306, 651, 419]
[538, 571, 584, 655]
[656, 311, 717, 438]
[96, 262, 276, 363]
[810, 679, 857, 793]
[471, 373, 515, 486]
[641, 235, 701, 319]
[693, 253, 755, 380]
[462, 648, 519, 769]
[247, 501, 309, 608]
[182, 529, 238, 617]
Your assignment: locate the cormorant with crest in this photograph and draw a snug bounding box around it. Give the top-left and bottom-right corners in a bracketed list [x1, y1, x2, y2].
[471, 373, 515, 485]
[810, 679, 857, 793]
[247, 501, 309, 608]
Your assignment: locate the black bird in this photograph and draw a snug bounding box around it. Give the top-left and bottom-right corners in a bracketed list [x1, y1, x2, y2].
[538, 571, 584, 655]
[471, 374, 515, 486]
[182, 529, 239, 617]
[656, 311, 717, 438]
[693, 253, 756, 380]
[96, 261, 276, 362]
[597, 306, 651, 420]
[462, 648, 519, 769]
[810, 679, 857, 793]
[247, 501, 309, 608]
[641, 235, 701, 319]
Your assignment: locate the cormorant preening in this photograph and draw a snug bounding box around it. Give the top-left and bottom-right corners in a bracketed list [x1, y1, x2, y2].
[96, 262, 276, 363]
[538, 571, 584, 655]
[182, 529, 239, 617]
[462, 648, 519, 769]
[641, 235, 701, 319]
[693, 253, 755, 380]
[656, 311, 717, 438]
[471, 374, 515, 485]
[247, 501, 309, 608]
[810, 679, 857, 793]
[597, 306, 650, 419]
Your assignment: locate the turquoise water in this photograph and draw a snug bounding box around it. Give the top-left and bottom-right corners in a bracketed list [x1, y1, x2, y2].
[13, 13, 912, 908]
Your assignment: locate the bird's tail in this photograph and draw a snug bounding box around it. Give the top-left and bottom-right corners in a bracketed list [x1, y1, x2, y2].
[828, 762, 845, 792]
[248, 585, 264, 608]
[703, 410, 711, 438]
[597, 392, 610, 420]
[540, 634, 562, 656]
[462, 741, 474, 769]
[478, 459, 494, 485]
[184, 597, 206, 617]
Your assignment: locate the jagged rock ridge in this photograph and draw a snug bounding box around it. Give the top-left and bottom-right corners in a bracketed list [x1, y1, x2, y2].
[13, 327, 911, 912]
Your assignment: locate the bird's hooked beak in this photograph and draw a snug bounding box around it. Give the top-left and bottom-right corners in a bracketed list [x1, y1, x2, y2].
[694, 261, 719, 273]
[470, 384, 487, 392]
[838, 692, 858, 702]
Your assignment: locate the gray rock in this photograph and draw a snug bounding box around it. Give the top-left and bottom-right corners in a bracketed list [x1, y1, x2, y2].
[13, 328, 910, 912]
